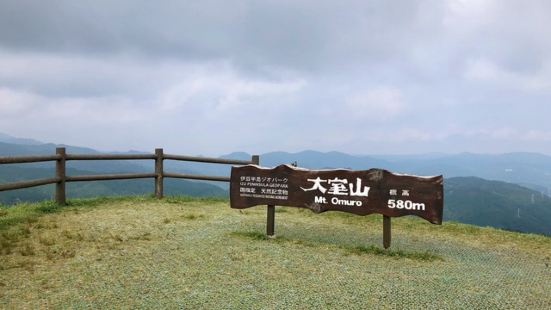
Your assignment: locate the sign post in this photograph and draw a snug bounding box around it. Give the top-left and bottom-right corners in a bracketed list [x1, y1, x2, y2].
[383, 215, 391, 249]
[267, 205, 275, 237]
[230, 164, 443, 248]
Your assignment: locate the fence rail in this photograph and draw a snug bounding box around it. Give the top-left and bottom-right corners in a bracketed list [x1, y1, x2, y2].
[0, 177, 60, 192]
[163, 154, 253, 165]
[66, 154, 156, 160]
[163, 172, 230, 182]
[0, 148, 259, 205]
[65, 173, 157, 182]
[0, 155, 61, 164]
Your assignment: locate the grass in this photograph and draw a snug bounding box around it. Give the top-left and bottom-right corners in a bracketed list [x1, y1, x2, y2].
[0, 196, 550, 308]
[230, 231, 443, 261]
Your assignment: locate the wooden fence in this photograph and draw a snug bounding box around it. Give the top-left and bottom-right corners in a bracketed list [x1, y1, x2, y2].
[0, 147, 259, 205]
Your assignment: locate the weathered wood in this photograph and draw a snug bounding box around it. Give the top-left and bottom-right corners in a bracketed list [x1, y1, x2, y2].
[251, 155, 259, 165]
[267, 205, 275, 236]
[155, 148, 164, 199]
[0, 154, 60, 164]
[55, 147, 66, 205]
[230, 164, 444, 224]
[252, 155, 275, 235]
[383, 215, 391, 249]
[66, 173, 156, 182]
[163, 172, 230, 182]
[0, 177, 59, 192]
[66, 154, 156, 160]
[0, 150, 261, 203]
[164, 154, 253, 165]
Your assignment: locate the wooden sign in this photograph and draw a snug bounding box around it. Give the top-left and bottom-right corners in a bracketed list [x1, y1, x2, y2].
[230, 164, 443, 224]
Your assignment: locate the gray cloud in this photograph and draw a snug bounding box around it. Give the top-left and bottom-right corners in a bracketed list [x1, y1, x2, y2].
[0, 0, 550, 155]
[0, 1, 455, 72]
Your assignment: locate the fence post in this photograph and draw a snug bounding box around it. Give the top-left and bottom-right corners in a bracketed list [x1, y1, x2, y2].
[55, 147, 66, 205]
[155, 148, 164, 199]
[251, 155, 259, 166]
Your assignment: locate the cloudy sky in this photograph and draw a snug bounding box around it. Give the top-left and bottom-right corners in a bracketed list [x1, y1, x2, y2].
[0, 0, 550, 155]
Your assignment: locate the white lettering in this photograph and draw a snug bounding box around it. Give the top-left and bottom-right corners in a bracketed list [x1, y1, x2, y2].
[331, 197, 362, 207]
[349, 178, 370, 197]
[314, 196, 327, 204]
[387, 199, 425, 211]
[301, 177, 328, 194]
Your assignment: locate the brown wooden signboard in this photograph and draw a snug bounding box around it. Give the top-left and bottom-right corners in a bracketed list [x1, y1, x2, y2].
[231, 164, 443, 222]
[230, 164, 444, 248]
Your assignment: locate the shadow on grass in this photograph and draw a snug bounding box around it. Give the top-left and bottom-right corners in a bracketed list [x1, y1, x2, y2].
[230, 231, 443, 262]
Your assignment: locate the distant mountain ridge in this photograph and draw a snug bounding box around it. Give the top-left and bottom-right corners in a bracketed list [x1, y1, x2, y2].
[0, 165, 227, 204]
[0, 132, 43, 145]
[445, 177, 551, 235]
[221, 150, 551, 196]
[0, 134, 227, 203]
[1, 133, 551, 235]
[3, 132, 550, 194]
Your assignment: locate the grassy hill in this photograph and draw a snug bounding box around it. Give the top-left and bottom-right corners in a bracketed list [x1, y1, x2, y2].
[445, 177, 551, 235]
[1, 196, 549, 308]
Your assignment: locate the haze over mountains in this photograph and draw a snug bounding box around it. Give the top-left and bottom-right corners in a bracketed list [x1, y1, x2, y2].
[0, 134, 227, 202]
[221, 151, 551, 195]
[1, 133, 550, 235]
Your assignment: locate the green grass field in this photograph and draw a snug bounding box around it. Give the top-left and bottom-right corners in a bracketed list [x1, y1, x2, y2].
[1, 196, 550, 309]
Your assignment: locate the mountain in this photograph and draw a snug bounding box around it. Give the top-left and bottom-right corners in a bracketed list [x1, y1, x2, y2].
[5, 140, 550, 195]
[384, 152, 551, 195]
[221, 150, 390, 169]
[195, 150, 392, 188]
[0, 132, 43, 145]
[220, 151, 551, 196]
[445, 177, 551, 235]
[0, 165, 227, 204]
[184, 151, 551, 235]
[1, 135, 550, 235]
[0, 141, 152, 173]
[0, 140, 228, 204]
[220, 151, 551, 235]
